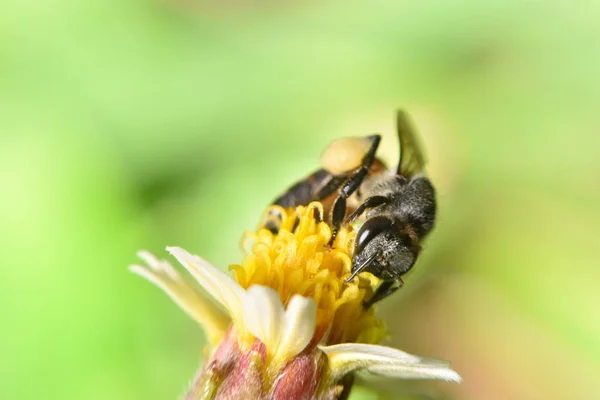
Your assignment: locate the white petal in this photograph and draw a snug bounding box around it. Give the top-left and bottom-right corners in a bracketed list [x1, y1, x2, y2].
[243, 285, 284, 349]
[321, 343, 462, 383]
[129, 251, 230, 345]
[274, 294, 316, 361]
[363, 361, 462, 382]
[167, 246, 247, 326]
[137, 250, 179, 281]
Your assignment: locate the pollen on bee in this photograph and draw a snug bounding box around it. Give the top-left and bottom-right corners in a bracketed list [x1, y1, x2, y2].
[230, 202, 388, 346]
[320, 136, 376, 175]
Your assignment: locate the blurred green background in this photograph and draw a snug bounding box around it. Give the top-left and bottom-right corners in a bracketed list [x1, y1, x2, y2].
[2, 0, 599, 399]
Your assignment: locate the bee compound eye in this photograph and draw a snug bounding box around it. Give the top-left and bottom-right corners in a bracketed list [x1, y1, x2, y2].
[355, 216, 394, 254]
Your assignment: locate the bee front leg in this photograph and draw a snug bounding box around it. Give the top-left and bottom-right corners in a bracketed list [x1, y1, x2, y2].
[363, 278, 403, 308]
[329, 167, 370, 245]
[328, 136, 382, 245]
[344, 195, 389, 225]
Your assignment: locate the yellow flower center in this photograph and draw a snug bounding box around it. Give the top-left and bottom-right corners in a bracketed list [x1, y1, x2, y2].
[230, 202, 387, 349]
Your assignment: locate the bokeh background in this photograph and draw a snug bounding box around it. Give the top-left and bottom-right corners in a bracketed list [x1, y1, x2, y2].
[2, 1, 599, 399]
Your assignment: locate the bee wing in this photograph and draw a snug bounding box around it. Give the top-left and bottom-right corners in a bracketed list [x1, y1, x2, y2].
[396, 110, 427, 177]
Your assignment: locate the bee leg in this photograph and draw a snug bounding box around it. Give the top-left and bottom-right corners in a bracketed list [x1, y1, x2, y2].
[345, 195, 389, 225]
[328, 169, 367, 245]
[363, 278, 403, 308]
[316, 174, 348, 200]
[329, 136, 382, 245]
[263, 208, 285, 234]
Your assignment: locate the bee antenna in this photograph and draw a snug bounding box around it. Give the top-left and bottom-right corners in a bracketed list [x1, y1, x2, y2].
[345, 252, 377, 283]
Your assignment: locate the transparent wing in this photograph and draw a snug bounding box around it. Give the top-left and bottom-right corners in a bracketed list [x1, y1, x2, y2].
[396, 110, 427, 177]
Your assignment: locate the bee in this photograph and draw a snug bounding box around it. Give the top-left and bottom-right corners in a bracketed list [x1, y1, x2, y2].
[268, 111, 436, 307]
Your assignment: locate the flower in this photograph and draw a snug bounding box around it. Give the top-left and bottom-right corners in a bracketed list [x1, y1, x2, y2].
[130, 202, 461, 398]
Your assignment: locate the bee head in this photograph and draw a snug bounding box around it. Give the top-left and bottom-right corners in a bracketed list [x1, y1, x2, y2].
[349, 216, 419, 281]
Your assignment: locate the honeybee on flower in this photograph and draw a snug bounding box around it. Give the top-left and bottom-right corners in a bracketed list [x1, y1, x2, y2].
[266, 111, 437, 307]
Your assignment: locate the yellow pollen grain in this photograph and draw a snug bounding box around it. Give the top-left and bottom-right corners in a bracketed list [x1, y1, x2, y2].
[230, 202, 387, 347]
